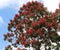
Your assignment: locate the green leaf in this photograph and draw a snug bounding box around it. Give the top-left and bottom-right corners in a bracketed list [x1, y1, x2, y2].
[46, 18, 52, 22]
[57, 43, 60, 47]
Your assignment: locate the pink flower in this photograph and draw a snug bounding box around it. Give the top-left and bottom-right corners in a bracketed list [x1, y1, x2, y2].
[25, 19, 32, 24]
[4, 34, 7, 37]
[26, 28, 34, 34]
[16, 39, 19, 44]
[38, 18, 46, 25]
[7, 45, 11, 48]
[30, 39, 36, 44]
[17, 48, 26, 50]
[36, 29, 43, 37]
[10, 33, 14, 36]
[37, 6, 42, 11]
[30, 13, 35, 17]
[21, 41, 27, 47]
[32, 22, 38, 27]
[14, 14, 20, 20]
[16, 23, 24, 29]
[45, 22, 53, 28]
[8, 38, 12, 42]
[20, 7, 23, 10]
[19, 36, 26, 41]
[26, 2, 32, 7]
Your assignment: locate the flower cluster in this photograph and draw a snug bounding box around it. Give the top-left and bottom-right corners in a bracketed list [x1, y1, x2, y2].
[36, 29, 43, 37]
[26, 28, 34, 34]
[4, 33, 14, 41]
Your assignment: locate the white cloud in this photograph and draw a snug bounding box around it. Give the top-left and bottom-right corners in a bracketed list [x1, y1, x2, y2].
[0, 0, 9, 9]
[0, 16, 4, 24]
[0, 0, 19, 9]
[0, 0, 38, 9]
[42, 0, 60, 12]
[0, 16, 6, 27]
[0, 0, 60, 12]
[11, 0, 38, 10]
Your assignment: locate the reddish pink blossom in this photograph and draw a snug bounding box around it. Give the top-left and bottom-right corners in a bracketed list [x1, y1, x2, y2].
[21, 41, 27, 46]
[37, 6, 42, 11]
[45, 22, 53, 28]
[17, 48, 26, 50]
[25, 19, 32, 24]
[7, 33, 10, 37]
[19, 36, 26, 41]
[10, 20, 14, 26]
[26, 2, 32, 7]
[7, 45, 11, 48]
[20, 7, 24, 10]
[23, 5, 26, 8]
[30, 39, 36, 44]
[38, 18, 46, 25]
[25, 8, 30, 11]
[16, 39, 19, 44]
[4, 34, 7, 37]
[26, 28, 34, 34]
[57, 24, 60, 30]
[32, 22, 38, 27]
[30, 13, 35, 17]
[14, 14, 20, 20]
[8, 38, 12, 42]
[20, 19, 24, 24]
[16, 23, 24, 29]
[10, 33, 14, 36]
[36, 29, 43, 37]
[30, 6, 34, 9]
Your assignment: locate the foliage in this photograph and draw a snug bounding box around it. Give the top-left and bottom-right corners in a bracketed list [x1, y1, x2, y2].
[4, 1, 60, 50]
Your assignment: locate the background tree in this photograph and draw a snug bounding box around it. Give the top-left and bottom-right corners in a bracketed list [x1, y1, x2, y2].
[4, 1, 60, 50]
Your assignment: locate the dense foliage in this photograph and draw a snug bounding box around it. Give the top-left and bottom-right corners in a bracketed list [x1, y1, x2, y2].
[4, 1, 60, 50]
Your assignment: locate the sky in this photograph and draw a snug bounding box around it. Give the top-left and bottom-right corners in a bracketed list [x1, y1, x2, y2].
[0, 0, 60, 50]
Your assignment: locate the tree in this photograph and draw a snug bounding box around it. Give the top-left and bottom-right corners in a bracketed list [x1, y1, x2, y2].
[4, 1, 60, 50]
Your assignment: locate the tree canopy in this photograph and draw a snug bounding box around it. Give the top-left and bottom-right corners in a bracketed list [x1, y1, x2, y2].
[4, 1, 60, 50]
